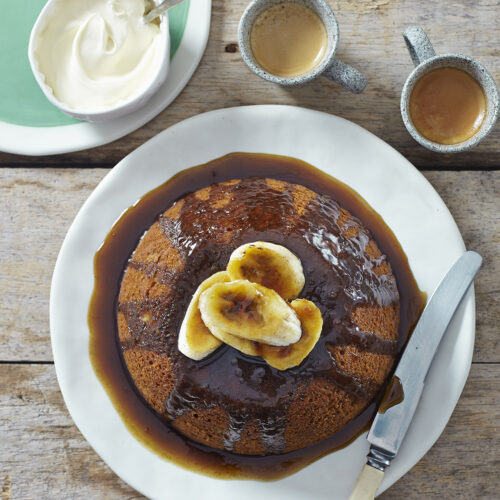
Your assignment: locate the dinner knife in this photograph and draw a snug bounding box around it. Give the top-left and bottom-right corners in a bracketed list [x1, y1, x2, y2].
[348, 250, 482, 500]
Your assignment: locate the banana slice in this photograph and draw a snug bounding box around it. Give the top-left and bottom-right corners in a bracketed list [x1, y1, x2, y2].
[199, 280, 301, 346]
[261, 299, 323, 370]
[227, 242, 305, 300]
[209, 299, 323, 370]
[178, 271, 230, 360]
[208, 326, 260, 358]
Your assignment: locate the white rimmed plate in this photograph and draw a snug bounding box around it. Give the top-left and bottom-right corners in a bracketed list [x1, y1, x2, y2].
[50, 105, 474, 499]
[0, 0, 210, 156]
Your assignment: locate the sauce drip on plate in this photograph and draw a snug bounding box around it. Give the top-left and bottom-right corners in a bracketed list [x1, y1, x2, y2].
[378, 376, 404, 414]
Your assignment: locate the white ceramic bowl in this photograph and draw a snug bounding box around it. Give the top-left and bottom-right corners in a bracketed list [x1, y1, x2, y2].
[28, 0, 170, 122]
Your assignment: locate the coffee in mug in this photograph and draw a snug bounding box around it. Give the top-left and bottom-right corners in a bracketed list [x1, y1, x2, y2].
[250, 2, 328, 78]
[409, 67, 487, 145]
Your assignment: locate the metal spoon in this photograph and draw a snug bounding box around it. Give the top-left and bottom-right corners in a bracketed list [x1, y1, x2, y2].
[142, 0, 185, 24]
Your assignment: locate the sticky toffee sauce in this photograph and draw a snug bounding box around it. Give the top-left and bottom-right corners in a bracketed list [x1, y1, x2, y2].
[89, 153, 425, 480]
[378, 376, 405, 414]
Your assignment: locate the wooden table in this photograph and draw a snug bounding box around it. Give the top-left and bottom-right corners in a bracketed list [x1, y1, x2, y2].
[1, 1, 498, 498]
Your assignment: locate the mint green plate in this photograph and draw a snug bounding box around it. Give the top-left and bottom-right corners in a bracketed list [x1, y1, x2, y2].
[0, 0, 211, 156]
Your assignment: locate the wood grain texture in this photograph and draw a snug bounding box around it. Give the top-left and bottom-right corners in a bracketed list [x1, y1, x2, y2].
[0, 365, 140, 500]
[0, 170, 104, 362]
[0, 363, 498, 499]
[0, 0, 498, 167]
[1, 168, 498, 362]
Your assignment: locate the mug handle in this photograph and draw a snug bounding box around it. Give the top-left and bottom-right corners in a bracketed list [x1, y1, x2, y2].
[322, 59, 367, 94]
[403, 26, 436, 67]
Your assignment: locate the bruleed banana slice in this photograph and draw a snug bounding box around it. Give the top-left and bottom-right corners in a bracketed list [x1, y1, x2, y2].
[209, 299, 323, 370]
[178, 271, 230, 360]
[227, 242, 305, 300]
[199, 280, 301, 346]
[208, 326, 260, 358]
[261, 299, 323, 370]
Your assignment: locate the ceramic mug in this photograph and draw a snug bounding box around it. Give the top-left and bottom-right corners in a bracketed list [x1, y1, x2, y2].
[401, 26, 499, 153]
[238, 0, 367, 93]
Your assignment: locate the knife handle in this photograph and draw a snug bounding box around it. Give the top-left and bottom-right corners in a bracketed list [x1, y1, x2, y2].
[348, 464, 384, 500]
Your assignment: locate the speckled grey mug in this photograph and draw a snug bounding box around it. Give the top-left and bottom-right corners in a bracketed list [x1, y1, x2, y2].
[401, 26, 499, 153]
[238, 0, 367, 93]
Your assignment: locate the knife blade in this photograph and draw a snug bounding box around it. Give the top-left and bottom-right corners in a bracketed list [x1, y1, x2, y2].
[349, 250, 482, 500]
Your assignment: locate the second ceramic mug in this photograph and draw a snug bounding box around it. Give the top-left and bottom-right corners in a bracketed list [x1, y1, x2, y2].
[238, 0, 367, 93]
[401, 26, 499, 153]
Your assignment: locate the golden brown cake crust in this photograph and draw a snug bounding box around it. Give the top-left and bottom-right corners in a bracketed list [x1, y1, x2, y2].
[117, 178, 400, 455]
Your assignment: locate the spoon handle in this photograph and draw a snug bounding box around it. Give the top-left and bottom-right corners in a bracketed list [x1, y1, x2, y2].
[143, 0, 185, 24]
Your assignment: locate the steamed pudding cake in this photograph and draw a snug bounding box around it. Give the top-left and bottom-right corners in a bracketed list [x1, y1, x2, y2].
[117, 177, 400, 455]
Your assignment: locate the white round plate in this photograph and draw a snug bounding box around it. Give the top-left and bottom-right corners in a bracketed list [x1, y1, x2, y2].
[0, 0, 210, 157]
[51, 105, 474, 499]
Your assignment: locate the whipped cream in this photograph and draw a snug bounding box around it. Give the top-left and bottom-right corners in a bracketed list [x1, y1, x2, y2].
[34, 0, 164, 111]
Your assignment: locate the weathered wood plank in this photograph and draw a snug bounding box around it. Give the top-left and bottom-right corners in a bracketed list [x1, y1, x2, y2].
[0, 0, 498, 167]
[0, 363, 497, 499]
[0, 364, 140, 500]
[424, 171, 500, 365]
[0, 170, 106, 362]
[0, 168, 498, 362]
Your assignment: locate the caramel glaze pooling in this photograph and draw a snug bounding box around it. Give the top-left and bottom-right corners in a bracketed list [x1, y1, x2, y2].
[378, 375, 404, 414]
[90, 153, 425, 480]
[119, 179, 398, 452]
